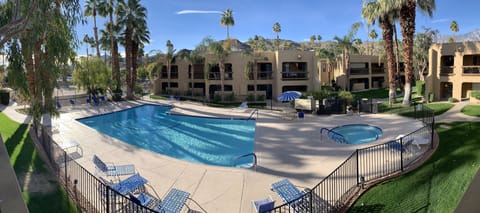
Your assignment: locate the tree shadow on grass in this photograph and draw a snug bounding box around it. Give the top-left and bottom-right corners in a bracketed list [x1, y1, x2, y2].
[348, 204, 385, 213]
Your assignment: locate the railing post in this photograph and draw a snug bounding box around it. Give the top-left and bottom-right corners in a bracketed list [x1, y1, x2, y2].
[356, 149, 360, 185]
[64, 151, 68, 193]
[431, 117, 435, 150]
[400, 138, 404, 171]
[106, 185, 110, 213]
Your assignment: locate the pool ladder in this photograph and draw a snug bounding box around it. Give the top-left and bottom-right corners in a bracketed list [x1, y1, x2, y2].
[247, 109, 259, 120]
[320, 128, 347, 144]
[233, 153, 257, 171]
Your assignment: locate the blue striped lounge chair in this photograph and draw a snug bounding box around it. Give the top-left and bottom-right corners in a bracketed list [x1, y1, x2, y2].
[155, 188, 190, 213]
[93, 155, 136, 178]
[271, 179, 308, 212]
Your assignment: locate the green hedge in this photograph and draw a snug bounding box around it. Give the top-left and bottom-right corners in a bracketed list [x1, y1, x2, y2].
[471, 90, 480, 100]
[0, 89, 9, 105]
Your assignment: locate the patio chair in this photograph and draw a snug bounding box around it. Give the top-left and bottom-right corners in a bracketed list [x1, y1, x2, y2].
[234, 101, 248, 110]
[93, 155, 136, 178]
[154, 188, 191, 213]
[69, 99, 75, 107]
[271, 179, 309, 212]
[252, 195, 275, 213]
[93, 95, 100, 106]
[111, 173, 148, 195]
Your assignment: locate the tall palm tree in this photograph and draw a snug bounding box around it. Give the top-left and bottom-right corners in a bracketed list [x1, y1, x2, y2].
[316, 47, 339, 85]
[165, 40, 176, 93]
[333, 22, 362, 91]
[362, 0, 397, 104]
[272, 22, 281, 51]
[116, 0, 149, 99]
[220, 9, 234, 39]
[450, 20, 459, 42]
[317, 35, 322, 49]
[398, 0, 435, 105]
[84, 0, 101, 58]
[368, 29, 378, 55]
[131, 22, 150, 96]
[98, 0, 122, 98]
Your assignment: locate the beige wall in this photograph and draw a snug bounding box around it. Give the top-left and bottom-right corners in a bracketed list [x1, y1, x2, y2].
[426, 41, 480, 101]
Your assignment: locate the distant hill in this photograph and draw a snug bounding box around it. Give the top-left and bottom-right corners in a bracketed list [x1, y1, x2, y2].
[436, 29, 480, 43]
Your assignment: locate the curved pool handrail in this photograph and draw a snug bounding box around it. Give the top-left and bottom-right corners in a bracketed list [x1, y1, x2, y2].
[233, 153, 257, 170]
[320, 128, 347, 144]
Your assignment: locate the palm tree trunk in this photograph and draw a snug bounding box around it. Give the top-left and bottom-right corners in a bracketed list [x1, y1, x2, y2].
[400, 0, 416, 106]
[393, 24, 402, 92]
[220, 61, 225, 101]
[191, 63, 194, 96]
[381, 16, 396, 105]
[132, 41, 139, 98]
[93, 9, 101, 58]
[125, 27, 133, 99]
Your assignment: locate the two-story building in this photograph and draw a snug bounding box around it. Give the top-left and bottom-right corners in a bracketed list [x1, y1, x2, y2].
[427, 41, 480, 101]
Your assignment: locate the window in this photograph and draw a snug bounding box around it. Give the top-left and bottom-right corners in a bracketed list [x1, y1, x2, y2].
[247, 85, 255, 91]
[170, 82, 178, 88]
[224, 85, 233, 91]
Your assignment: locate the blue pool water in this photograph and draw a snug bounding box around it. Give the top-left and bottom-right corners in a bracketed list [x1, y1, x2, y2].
[328, 124, 382, 144]
[77, 104, 256, 167]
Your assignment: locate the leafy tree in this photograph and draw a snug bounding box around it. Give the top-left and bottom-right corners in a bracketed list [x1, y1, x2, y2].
[72, 57, 111, 95]
[414, 27, 438, 81]
[220, 9, 234, 39]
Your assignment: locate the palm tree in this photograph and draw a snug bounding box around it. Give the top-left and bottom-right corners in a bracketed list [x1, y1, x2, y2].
[333, 22, 362, 91]
[310, 35, 316, 47]
[116, 0, 149, 99]
[398, 0, 435, 105]
[208, 41, 229, 100]
[450, 20, 459, 42]
[84, 0, 101, 58]
[362, 0, 397, 104]
[165, 40, 176, 93]
[317, 35, 322, 49]
[316, 47, 339, 85]
[178, 49, 203, 96]
[98, 0, 122, 99]
[220, 9, 234, 39]
[368, 29, 378, 55]
[272, 22, 281, 50]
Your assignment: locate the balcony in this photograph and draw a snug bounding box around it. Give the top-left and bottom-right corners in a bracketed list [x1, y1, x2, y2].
[224, 72, 233, 80]
[371, 67, 385, 74]
[193, 72, 204, 79]
[350, 68, 369, 75]
[257, 71, 273, 80]
[208, 72, 220, 80]
[160, 72, 168, 79]
[463, 66, 480, 74]
[171, 72, 178, 79]
[281, 72, 307, 80]
[440, 66, 454, 76]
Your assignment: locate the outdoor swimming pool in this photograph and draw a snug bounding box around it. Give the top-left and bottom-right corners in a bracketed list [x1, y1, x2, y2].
[77, 104, 256, 167]
[328, 124, 382, 145]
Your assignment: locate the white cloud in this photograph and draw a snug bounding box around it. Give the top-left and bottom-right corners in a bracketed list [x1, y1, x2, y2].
[431, 18, 450, 23]
[176, 10, 222, 15]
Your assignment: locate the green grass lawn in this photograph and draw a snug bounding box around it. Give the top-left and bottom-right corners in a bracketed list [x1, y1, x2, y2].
[0, 113, 77, 213]
[379, 102, 454, 118]
[349, 122, 480, 213]
[461, 105, 480, 117]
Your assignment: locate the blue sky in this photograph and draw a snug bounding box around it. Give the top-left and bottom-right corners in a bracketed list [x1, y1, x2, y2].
[76, 0, 479, 55]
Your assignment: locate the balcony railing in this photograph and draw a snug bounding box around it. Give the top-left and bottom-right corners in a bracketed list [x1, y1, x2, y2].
[281, 72, 307, 80]
[440, 66, 454, 76]
[372, 68, 385, 74]
[350, 68, 369, 75]
[257, 71, 273, 80]
[193, 72, 204, 79]
[208, 72, 220, 80]
[171, 72, 178, 79]
[463, 65, 480, 74]
[224, 72, 233, 80]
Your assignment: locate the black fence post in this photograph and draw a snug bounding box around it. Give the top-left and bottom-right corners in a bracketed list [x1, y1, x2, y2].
[356, 149, 360, 185]
[400, 137, 404, 171]
[64, 151, 68, 194]
[431, 117, 435, 150]
[106, 186, 110, 213]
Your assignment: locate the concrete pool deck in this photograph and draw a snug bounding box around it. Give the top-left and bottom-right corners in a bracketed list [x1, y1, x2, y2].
[5, 99, 424, 212]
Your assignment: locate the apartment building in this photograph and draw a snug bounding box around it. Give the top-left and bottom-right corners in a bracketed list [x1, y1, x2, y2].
[427, 41, 480, 101]
[153, 49, 390, 101]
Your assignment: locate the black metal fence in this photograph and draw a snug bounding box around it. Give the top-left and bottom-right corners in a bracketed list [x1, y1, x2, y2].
[36, 127, 158, 213]
[269, 104, 435, 213]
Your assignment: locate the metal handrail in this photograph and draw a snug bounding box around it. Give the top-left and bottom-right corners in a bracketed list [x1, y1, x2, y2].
[320, 128, 347, 144]
[233, 153, 257, 170]
[247, 108, 259, 120]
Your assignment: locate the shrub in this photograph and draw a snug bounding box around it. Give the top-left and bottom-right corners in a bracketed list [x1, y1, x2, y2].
[448, 97, 459, 103]
[471, 90, 480, 100]
[213, 94, 222, 102]
[226, 93, 235, 102]
[134, 85, 143, 95]
[112, 88, 122, 101]
[416, 80, 425, 97]
[246, 94, 255, 102]
[338, 90, 354, 105]
[0, 89, 9, 105]
[256, 94, 265, 101]
[429, 93, 434, 103]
